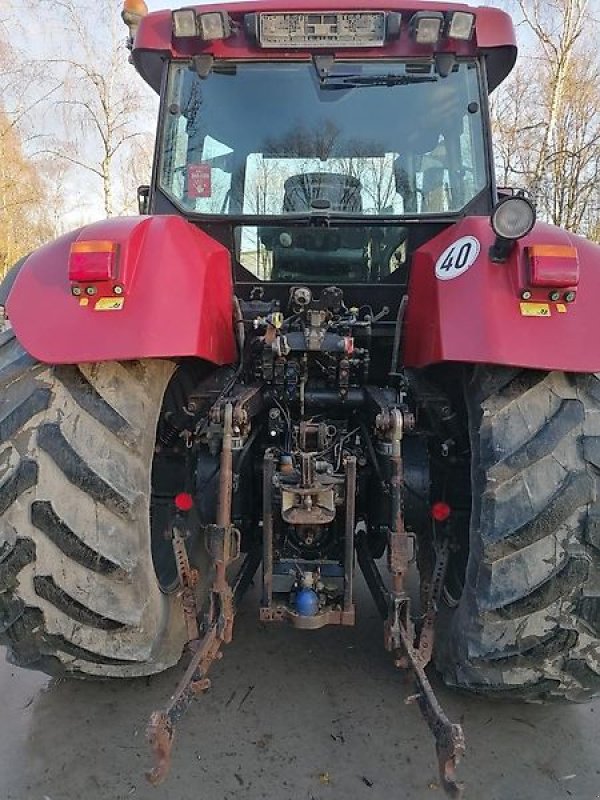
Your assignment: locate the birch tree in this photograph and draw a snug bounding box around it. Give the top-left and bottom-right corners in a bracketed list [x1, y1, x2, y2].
[0, 18, 58, 274]
[491, 0, 600, 236]
[40, 0, 154, 216]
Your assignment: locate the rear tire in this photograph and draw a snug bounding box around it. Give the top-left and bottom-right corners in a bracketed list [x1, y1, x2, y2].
[0, 331, 190, 678]
[435, 367, 600, 701]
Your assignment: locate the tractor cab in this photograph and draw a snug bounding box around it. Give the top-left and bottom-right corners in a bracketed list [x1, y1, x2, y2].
[125, 1, 518, 291]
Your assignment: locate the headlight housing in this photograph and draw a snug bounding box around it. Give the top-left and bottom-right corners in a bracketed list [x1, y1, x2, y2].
[491, 196, 536, 241]
[489, 195, 536, 262]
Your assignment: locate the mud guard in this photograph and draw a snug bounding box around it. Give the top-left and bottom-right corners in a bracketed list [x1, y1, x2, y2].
[6, 216, 236, 366]
[403, 217, 600, 373]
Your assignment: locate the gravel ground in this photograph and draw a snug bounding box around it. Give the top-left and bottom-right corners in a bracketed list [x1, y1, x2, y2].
[1, 580, 599, 800]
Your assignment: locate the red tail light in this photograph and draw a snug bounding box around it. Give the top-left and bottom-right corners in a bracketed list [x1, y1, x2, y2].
[69, 241, 117, 283]
[527, 245, 579, 288]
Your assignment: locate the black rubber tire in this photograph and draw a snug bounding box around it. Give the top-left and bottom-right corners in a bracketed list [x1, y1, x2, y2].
[0, 330, 190, 678]
[435, 367, 600, 701]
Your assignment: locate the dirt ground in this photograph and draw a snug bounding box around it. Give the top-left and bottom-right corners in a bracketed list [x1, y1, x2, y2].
[1, 580, 599, 800]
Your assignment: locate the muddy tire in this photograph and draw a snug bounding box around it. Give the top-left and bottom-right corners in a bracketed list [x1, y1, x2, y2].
[0, 330, 189, 678]
[436, 368, 600, 701]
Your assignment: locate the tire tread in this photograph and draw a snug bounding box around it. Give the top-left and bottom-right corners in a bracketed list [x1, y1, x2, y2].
[437, 369, 600, 701]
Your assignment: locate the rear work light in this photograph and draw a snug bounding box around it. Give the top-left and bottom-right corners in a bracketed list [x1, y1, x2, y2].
[69, 241, 118, 283]
[408, 10, 475, 45]
[172, 8, 197, 37]
[447, 11, 475, 41]
[172, 8, 232, 40]
[492, 196, 536, 241]
[198, 11, 231, 39]
[409, 11, 444, 44]
[248, 11, 396, 48]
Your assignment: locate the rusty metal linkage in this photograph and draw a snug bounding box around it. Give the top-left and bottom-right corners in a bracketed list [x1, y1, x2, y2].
[359, 406, 465, 799]
[399, 621, 465, 799]
[146, 547, 261, 786]
[386, 409, 410, 596]
[343, 455, 357, 615]
[146, 626, 222, 786]
[416, 539, 450, 666]
[147, 402, 249, 786]
[377, 559, 465, 799]
[381, 408, 411, 655]
[171, 524, 200, 642]
[261, 450, 276, 610]
[260, 448, 356, 628]
[150, 394, 464, 795]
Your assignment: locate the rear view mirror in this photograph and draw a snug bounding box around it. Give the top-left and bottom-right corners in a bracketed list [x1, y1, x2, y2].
[138, 185, 150, 215]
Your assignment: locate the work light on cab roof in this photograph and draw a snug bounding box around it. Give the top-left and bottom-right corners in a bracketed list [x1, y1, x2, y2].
[170, 5, 475, 47]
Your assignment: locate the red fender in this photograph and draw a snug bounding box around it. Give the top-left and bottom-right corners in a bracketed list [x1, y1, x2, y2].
[6, 216, 236, 365]
[403, 217, 600, 373]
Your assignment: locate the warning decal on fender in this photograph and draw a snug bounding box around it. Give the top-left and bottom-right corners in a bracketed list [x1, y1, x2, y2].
[520, 302, 551, 317]
[435, 236, 480, 281]
[95, 297, 125, 311]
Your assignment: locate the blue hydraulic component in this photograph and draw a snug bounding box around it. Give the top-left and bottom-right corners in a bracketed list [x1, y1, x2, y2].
[295, 588, 320, 616]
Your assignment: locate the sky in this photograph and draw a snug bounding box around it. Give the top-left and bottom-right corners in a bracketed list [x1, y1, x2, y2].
[147, 0, 218, 7]
[146, 0, 488, 7]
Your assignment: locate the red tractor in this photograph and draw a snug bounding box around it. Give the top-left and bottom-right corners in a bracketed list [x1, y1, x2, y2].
[1, 0, 599, 794]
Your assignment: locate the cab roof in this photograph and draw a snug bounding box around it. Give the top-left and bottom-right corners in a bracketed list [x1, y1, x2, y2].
[132, 0, 516, 93]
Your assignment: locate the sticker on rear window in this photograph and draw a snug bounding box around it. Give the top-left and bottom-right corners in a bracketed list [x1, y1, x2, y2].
[188, 164, 212, 198]
[435, 236, 480, 280]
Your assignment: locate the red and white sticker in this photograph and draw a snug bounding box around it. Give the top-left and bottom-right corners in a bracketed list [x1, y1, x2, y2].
[435, 236, 480, 281]
[187, 163, 212, 198]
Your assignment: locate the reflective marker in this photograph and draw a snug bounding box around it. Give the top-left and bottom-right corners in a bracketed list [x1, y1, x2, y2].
[431, 501, 451, 522]
[175, 492, 194, 512]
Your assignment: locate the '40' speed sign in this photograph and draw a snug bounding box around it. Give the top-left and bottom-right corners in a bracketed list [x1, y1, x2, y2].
[435, 236, 481, 281]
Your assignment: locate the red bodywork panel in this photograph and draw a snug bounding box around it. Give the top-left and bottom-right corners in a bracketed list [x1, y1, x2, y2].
[403, 218, 600, 372]
[7, 216, 236, 366]
[7, 213, 600, 372]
